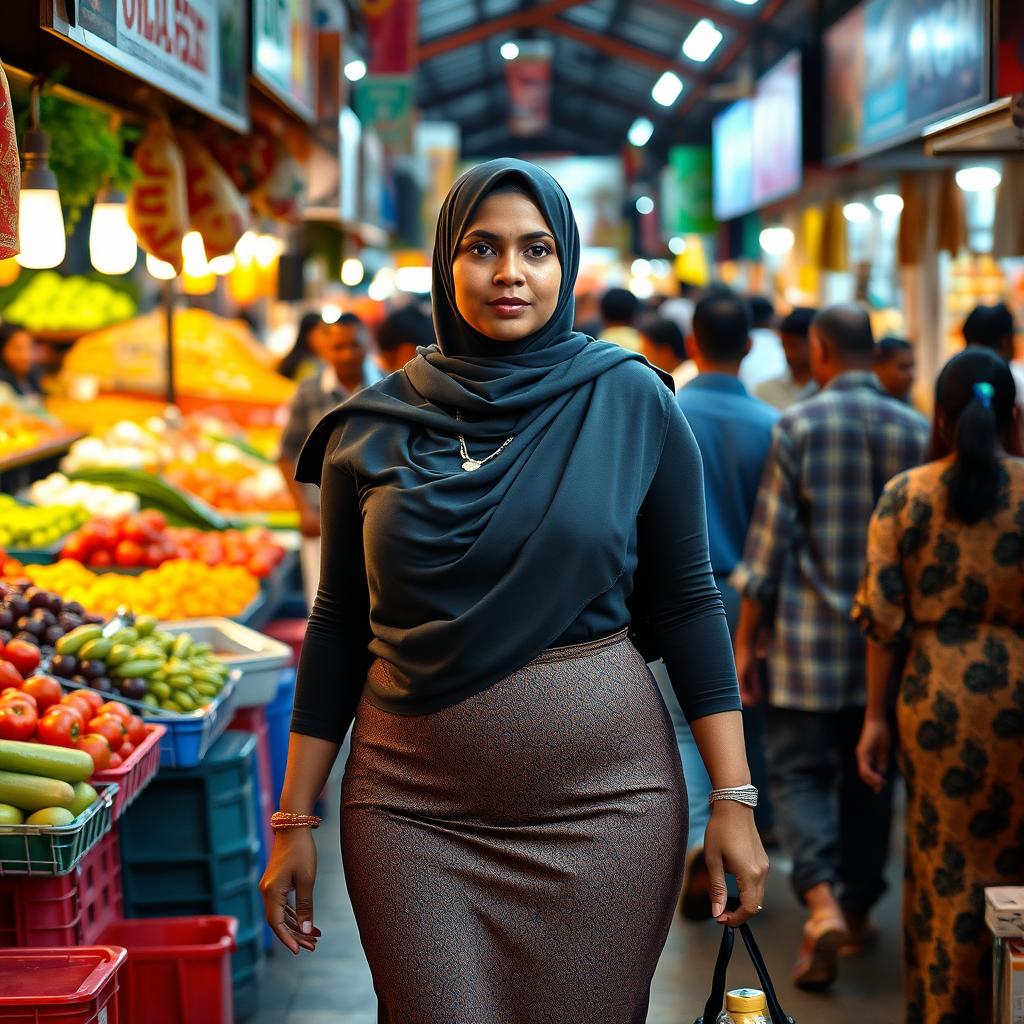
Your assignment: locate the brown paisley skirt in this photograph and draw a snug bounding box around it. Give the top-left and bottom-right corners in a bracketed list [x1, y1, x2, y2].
[340, 628, 688, 1024]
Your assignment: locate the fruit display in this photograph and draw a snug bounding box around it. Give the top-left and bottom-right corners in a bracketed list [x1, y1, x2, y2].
[0, 495, 89, 550]
[0, 271, 136, 335]
[58, 308, 296, 404]
[16, 559, 260, 621]
[28, 473, 140, 519]
[165, 463, 293, 514]
[0, 735, 99, 825]
[52, 618, 231, 715]
[59, 512, 285, 577]
[0, 405, 69, 462]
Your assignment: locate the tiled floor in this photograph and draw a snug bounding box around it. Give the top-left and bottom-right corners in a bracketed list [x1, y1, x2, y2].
[253, 743, 905, 1024]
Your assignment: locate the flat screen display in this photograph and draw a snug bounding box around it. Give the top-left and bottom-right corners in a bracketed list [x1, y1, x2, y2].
[712, 99, 754, 221]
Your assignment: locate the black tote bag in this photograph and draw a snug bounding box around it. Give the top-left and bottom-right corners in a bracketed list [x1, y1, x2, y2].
[694, 924, 796, 1024]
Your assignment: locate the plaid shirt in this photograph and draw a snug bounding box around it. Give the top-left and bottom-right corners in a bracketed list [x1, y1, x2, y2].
[731, 371, 929, 711]
[279, 368, 350, 513]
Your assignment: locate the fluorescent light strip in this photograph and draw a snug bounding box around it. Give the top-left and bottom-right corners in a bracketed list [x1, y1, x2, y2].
[682, 19, 723, 63]
[652, 72, 683, 107]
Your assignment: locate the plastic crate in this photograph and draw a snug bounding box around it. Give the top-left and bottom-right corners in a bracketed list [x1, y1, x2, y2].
[261, 619, 305, 667]
[91, 723, 165, 821]
[0, 945, 126, 1024]
[265, 669, 295, 808]
[232, 924, 264, 1022]
[98, 916, 237, 1024]
[162, 619, 290, 708]
[0, 784, 117, 878]
[0, 830, 122, 948]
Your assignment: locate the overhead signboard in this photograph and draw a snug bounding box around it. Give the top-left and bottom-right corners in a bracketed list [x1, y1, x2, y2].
[44, 0, 248, 132]
[252, 0, 316, 123]
[824, 0, 988, 162]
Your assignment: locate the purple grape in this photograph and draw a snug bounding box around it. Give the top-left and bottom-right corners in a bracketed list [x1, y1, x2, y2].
[91, 676, 114, 694]
[119, 677, 148, 701]
[7, 595, 29, 618]
[12, 632, 40, 647]
[0, 608, 13, 631]
[50, 655, 78, 678]
[77, 660, 106, 681]
[43, 625, 65, 646]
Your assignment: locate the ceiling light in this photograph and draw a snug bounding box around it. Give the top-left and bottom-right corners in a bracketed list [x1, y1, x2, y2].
[208, 254, 235, 275]
[731, 0, 758, 5]
[652, 72, 684, 107]
[873, 193, 904, 215]
[341, 258, 365, 287]
[500, 42, 519, 61]
[842, 201, 871, 223]
[146, 253, 178, 280]
[668, 236, 687, 254]
[89, 187, 137, 276]
[682, 19, 723, 63]
[635, 196, 655, 215]
[16, 86, 66, 270]
[628, 117, 654, 147]
[955, 165, 1002, 192]
[344, 59, 367, 82]
[759, 227, 795, 255]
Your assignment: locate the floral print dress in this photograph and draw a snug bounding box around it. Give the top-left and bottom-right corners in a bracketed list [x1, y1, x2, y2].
[854, 456, 1024, 1024]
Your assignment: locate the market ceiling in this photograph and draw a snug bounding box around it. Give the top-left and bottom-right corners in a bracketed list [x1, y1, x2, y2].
[413, 0, 863, 159]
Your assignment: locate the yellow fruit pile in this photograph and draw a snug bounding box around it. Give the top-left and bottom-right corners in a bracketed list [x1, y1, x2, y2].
[18, 559, 260, 621]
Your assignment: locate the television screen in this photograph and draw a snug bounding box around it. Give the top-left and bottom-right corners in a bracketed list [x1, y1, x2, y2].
[752, 52, 803, 206]
[712, 99, 754, 222]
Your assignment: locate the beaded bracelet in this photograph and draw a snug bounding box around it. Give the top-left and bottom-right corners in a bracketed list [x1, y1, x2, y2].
[271, 811, 323, 832]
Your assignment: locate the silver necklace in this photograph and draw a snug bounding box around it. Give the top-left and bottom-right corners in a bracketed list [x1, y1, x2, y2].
[455, 411, 515, 472]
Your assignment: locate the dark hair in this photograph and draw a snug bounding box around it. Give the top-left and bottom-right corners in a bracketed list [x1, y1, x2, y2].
[692, 291, 751, 363]
[875, 335, 912, 364]
[930, 347, 1020, 524]
[278, 313, 325, 380]
[747, 295, 775, 329]
[377, 305, 435, 354]
[962, 303, 1015, 354]
[600, 287, 640, 326]
[637, 314, 686, 362]
[337, 312, 363, 328]
[812, 304, 874, 360]
[779, 307, 815, 339]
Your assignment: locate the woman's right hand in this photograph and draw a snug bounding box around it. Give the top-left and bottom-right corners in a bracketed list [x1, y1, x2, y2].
[260, 829, 322, 954]
[856, 718, 891, 794]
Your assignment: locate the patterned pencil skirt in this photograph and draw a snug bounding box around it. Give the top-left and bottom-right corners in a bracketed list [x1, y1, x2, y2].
[339, 628, 689, 1024]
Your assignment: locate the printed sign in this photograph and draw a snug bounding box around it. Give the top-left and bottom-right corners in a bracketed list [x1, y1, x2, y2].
[253, 0, 316, 122]
[45, 0, 248, 133]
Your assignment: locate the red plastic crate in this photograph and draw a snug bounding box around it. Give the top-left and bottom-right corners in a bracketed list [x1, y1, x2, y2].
[0, 831, 122, 949]
[98, 916, 237, 1024]
[91, 724, 166, 822]
[261, 618, 304, 666]
[0, 945, 126, 1024]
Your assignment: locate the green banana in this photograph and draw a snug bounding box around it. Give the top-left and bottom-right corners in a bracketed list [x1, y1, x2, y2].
[149, 681, 171, 701]
[171, 634, 193, 659]
[105, 644, 135, 668]
[110, 627, 139, 646]
[134, 616, 158, 637]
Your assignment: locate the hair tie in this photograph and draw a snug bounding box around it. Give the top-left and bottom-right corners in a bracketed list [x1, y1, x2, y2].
[973, 381, 994, 408]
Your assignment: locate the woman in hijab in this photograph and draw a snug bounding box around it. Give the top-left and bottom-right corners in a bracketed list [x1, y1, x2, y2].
[260, 160, 767, 1022]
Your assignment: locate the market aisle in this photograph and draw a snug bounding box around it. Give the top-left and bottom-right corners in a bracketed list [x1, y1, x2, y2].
[254, 747, 904, 1024]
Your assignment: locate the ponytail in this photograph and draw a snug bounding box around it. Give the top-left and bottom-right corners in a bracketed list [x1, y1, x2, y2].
[947, 381, 1001, 524]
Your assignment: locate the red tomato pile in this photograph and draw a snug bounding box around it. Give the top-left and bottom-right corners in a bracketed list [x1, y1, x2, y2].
[60, 513, 285, 578]
[0, 681, 144, 774]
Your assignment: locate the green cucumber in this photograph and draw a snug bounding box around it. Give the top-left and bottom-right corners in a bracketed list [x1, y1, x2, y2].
[78, 637, 113, 662]
[0, 770, 75, 812]
[0, 740, 93, 783]
[55, 624, 103, 657]
[111, 658, 164, 679]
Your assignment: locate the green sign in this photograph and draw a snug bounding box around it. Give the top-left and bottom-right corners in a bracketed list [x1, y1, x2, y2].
[354, 76, 414, 150]
[662, 147, 716, 235]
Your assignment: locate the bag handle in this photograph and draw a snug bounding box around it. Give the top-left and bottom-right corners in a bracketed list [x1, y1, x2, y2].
[695, 924, 795, 1024]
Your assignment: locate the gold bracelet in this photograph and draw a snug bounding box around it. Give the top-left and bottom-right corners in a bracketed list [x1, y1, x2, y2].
[271, 811, 323, 832]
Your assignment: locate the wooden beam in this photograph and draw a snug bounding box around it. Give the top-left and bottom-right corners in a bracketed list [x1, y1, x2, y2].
[417, 0, 590, 62]
[539, 17, 693, 76]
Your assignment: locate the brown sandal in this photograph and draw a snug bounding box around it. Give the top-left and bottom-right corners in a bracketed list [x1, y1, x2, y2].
[792, 916, 850, 990]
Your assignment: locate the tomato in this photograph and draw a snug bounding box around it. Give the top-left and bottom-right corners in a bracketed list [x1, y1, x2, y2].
[144, 544, 166, 568]
[114, 540, 144, 567]
[1, 689, 37, 712]
[117, 740, 135, 760]
[246, 553, 275, 578]
[77, 733, 111, 773]
[124, 714, 147, 745]
[0, 699, 37, 740]
[0, 661, 22, 689]
[3, 641, 39, 677]
[60, 535, 90, 562]
[86, 713, 126, 751]
[37, 707, 82, 747]
[59, 694, 92, 723]
[75, 689, 105, 716]
[90, 549, 113, 568]
[96, 700, 131, 722]
[138, 510, 167, 532]
[107, 752, 123, 770]
[21, 675, 64, 713]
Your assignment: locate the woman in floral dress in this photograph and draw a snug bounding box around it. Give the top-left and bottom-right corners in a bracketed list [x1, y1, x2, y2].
[854, 347, 1024, 1024]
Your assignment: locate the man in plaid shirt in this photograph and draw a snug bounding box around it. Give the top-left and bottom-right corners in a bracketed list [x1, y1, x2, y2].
[731, 304, 928, 990]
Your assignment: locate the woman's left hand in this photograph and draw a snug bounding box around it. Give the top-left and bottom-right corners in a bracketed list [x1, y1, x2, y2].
[703, 801, 770, 927]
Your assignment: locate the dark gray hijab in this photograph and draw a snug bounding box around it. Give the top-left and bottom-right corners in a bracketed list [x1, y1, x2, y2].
[297, 158, 673, 704]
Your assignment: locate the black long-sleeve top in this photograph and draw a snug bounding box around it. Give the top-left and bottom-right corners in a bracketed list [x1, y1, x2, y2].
[290, 401, 742, 745]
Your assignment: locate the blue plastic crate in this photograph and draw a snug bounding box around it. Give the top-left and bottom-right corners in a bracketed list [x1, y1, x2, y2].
[154, 672, 241, 769]
[265, 670, 295, 809]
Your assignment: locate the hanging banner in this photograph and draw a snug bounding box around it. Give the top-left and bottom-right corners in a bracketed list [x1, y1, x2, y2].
[417, 121, 460, 249]
[253, 0, 316, 123]
[0, 65, 18, 260]
[506, 41, 553, 137]
[361, 0, 417, 74]
[663, 147, 716, 235]
[44, 0, 248, 133]
[354, 76, 414, 152]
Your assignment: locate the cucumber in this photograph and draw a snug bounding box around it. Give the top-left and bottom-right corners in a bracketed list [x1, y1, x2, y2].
[0, 740, 93, 783]
[0, 770, 75, 812]
[55, 624, 103, 657]
[111, 659, 164, 679]
[172, 634, 193, 659]
[106, 644, 135, 668]
[78, 637, 114, 662]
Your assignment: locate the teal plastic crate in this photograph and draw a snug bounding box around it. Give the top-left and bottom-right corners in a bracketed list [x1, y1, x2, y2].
[232, 923, 264, 1022]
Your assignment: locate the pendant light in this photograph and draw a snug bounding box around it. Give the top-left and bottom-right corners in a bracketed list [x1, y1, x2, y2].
[16, 82, 66, 269]
[90, 185, 138, 275]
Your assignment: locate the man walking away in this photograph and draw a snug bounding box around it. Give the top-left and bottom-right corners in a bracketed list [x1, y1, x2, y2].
[754, 307, 818, 410]
[731, 304, 929, 990]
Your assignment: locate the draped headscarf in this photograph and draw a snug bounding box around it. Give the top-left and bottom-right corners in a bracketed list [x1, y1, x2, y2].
[296, 158, 674, 707]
